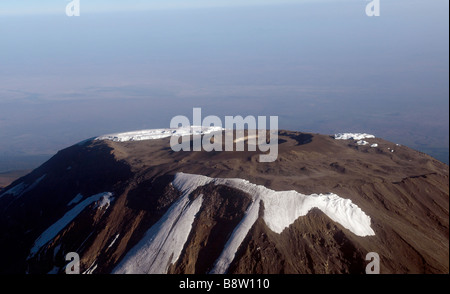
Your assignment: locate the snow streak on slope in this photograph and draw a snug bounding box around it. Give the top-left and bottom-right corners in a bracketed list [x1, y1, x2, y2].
[28, 192, 113, 258]
[108, 234, 120, 249]
[0, 182, 26, 198]
[172, 172, 375, 274]
[96, 126, 223, 142]
[67, 193, 83, 206]
[112, 193, 203, 274]
[210, 197, 260, 274]
[0, 174, 46, 199]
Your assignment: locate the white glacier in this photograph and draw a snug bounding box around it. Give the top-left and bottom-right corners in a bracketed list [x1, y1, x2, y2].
[171, 173, 375, 274]
[96, 126, 223, 142]
[112, 193, 203, 274]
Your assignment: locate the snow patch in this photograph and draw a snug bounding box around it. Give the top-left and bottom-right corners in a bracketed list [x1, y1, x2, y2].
[334, 133, 375, 140]
[96, 126, 223, 142]
[28, 192, 113, 259]
[95, 193, 114, 209]
[356, 140, 369, 146]
[234, 134, 258, 143]
[67, 193, 83, 206]
[370, 144, 378, 148]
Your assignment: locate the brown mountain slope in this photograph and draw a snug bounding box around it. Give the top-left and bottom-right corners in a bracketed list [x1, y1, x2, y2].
[0, 130, 448, 274]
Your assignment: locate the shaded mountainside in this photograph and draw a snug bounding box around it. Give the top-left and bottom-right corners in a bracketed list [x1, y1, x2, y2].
[0, 130, 448, 274]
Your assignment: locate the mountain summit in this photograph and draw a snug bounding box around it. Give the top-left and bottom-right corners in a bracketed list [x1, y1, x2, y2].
[0, 129, 448, 274]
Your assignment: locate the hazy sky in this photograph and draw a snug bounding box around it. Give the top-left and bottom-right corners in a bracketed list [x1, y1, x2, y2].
[0, 0, 341, 15]
[0, 0, 448, 164]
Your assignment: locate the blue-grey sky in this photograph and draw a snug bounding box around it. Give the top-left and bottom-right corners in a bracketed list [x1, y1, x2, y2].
[0, 0, 339, 15]
[0, 0, 448, 166]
